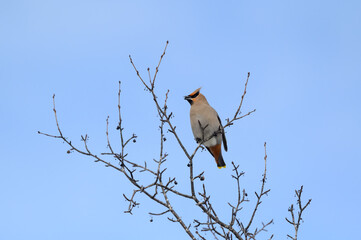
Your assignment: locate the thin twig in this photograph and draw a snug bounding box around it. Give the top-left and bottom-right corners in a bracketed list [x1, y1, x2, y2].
[286, 186, 312, 240]
[244, 142, 271, 239]
[224, 73, 255, 129]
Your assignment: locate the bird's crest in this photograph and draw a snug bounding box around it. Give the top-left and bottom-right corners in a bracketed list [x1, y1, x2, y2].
[188, 87, 202, 98]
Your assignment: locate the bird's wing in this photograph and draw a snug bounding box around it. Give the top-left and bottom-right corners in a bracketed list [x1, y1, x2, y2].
[217, 115, 228, 151]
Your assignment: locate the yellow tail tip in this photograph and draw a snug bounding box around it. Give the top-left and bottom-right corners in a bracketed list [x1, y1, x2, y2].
[217, 165, 226, 169]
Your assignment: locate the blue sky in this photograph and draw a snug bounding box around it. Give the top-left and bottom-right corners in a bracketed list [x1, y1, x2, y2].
[1, 0, 361, 239]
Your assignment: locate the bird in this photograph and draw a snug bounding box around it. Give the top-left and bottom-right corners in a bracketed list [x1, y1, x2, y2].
[184, 88, 228, 169]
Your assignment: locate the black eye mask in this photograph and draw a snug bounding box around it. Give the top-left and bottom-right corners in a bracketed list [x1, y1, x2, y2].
[190, 91, 199, 98]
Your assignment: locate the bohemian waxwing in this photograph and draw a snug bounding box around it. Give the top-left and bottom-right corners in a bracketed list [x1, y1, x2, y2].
[184, 88, 228, 169]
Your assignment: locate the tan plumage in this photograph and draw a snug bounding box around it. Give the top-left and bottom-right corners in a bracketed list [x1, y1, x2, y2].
[185, 88, 228, 169]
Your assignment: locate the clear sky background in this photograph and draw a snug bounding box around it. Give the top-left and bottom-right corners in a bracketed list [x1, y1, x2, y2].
[1, 1, 361, 239]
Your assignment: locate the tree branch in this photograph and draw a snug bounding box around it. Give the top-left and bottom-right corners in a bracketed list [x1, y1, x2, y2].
[40, 41, 311, 240]
[286, 186, 312, 240]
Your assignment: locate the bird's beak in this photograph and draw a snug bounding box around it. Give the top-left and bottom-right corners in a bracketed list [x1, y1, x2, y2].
[184, 95, 191, 100]
[184, 95, 193, 105]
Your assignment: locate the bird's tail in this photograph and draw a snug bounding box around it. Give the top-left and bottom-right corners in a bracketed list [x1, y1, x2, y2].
[216, 153, 226, 169]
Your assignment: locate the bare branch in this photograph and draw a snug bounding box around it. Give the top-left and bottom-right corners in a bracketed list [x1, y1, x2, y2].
[224, 73, 256, 129]
[243, 142, 271, 239]
[149, 210, 170, 216]
[123, 190, 140, 214]
[152, 41, 169, 88]
[40, 42, 311, 240]
[286, 186, 312, 240]
[229, 162, 247, 228]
